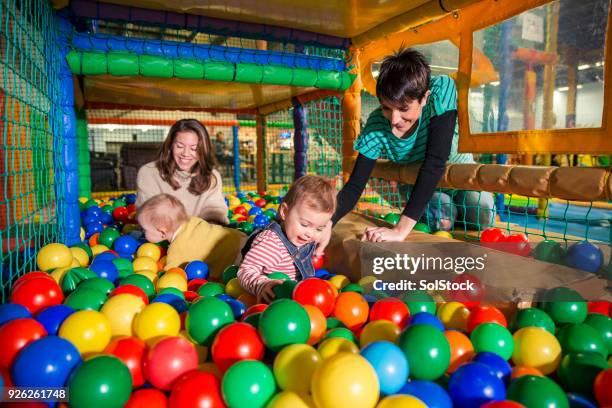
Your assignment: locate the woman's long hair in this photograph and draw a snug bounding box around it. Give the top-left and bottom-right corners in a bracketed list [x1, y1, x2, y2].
[156, 119, 218, 195]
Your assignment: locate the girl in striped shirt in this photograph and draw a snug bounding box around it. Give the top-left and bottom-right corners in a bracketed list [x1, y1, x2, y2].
[237, 176, 336, 303]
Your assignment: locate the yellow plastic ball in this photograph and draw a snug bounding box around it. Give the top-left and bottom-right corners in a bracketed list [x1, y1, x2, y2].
[328, 275, 349, 291]
[133, 256, 158, 273]
[100, 293, 145, 337]
[317, 337, 359, 360]
[80, 228, 85, 241]
[311, 353, 380, 408]
[59, 310, 111, 356]
[70, 246, 90, 267]
[90, 244, 110, 256]
[264, 203, 277, 211]
[135, 270, 158, 284]
[248, 215, 257, 223]
[273, 344, 321, 393]
[241, 203, 252, 211]
[512, 327, 562, 375]
[134, 302, 180, 344]
[136, 243, 161, 261]
[225, 278, 246, 298]
[433, 231, 454, 239]
[359, 320, 401, 348]
[357, 276, 377, 293]
[36, 243, 73, 271]
[377, 395, 427, 408]
[227, 196, 241, 208]
[267, 391, 314, 408]
[437, 301, 470, 331]
[122, 224, 139, 234]
[50, 267, 71, 285]
[70, 258, 81, 267]
[156, 272, 187, 292]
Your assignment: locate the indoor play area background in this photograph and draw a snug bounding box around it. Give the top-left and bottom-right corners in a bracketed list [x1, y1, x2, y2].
[1, 0, 612, 299]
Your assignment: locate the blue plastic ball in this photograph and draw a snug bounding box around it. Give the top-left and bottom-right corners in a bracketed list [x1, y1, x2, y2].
[448, 362, 506, 408]
[566, 241, 603, 273]
[360, 341, 409, 395]
[82, 213, 100, 227]
[85, 222, 104, 238]
[100, 212, 113, 225]
[85, 206, 103, 219]
[315, 269, 331, 278]
[0, 303, 31, 326]
[35, 305, 75, 335]
[410, 312, 445, 331]
[151, 294, 188, 313]
[93, 252, 118, 263]
[11, 336, 81, 388]
[248, 206, 263, 216]
[253, 214, 271, 229]
[113, 235, 140, 255]
[399, 380, 452, 408]
[567, 393, 598, 408]
[124, 194, 137, 205]
[90, 260, 119, 282]
[472, 352, 512, 384]
[226, 298, 247, 319]
[185, 260, 209, 280]
[217, 294, 234, 302]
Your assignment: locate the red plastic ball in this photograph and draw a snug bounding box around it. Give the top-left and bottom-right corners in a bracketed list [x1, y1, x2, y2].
[143, 336, 199, 391]
[187, 278, 208, 292]
[480, 228, 506, 244]
[369, 298, 410, 328]
[233, 206, 248, 216]
[254, 199, 267, 208]
[125, 388, 168, 408]
[211, 322, 265, 372]
[169, 370, 224, 408]
[312, 254, 325, 270]
[109, 284, 149, 305]
[293, 278, 336, 317]
[594, 368, 612, 407]
[588, 301, 611, 316]
[10, 276, 64, 314]
[466, 305, 507, 332]
[0, 318, 47, 368]
[242, 304, 267, 319]
[450, 273, 485, 308]
[104, 337, 147, 388]
[126, 204, 137, 215]
[13, 271, 54, 288]
[183, 291, 200, 303]
[504, 233, 531, 256]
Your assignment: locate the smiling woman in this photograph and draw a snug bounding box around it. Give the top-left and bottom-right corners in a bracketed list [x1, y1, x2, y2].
[135, 119, 229, 224]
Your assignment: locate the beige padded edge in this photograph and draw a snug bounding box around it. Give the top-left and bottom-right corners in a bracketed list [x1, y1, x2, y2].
[363, 159, 612, 201]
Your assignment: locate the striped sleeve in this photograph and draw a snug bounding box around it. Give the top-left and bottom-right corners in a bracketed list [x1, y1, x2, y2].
[237, 230, 286, 297]
[354, 108, 387, 160]
[429, 75, 458, 116]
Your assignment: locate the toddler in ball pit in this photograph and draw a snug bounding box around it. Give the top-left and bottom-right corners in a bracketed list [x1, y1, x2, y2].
[137, 193, 245, 279]
[238, 175, 336, 303]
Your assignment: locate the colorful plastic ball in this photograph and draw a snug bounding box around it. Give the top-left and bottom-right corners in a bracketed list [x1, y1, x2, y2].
[410, 312, 445, 331]
[504, 233, 531, 256]
[273, 279, 298, 299]
[266, 391, 313, 408]
[481, 401, 526, 408]
[169, 370, 224, 408]
[399, 380, 452, 408]
[511, 365, 543, 379]
[36, 243, 73, 271]
[413, 222, 431, 233]
[185, 260, 210, 280]
[136, 242, 161, 261]
[134, 302, 181, 344]
[110, 284, 149, 305]
[0, 318, 47, 368]
[312, 254, 325, 270]
[301, 304, 325, 345]
[399, 324, 451, 380]
[186, 296, 235, 346]
[143, 336, 198, 391]
[104, 336, 147, 388]
[68, 355, 132, 408]
[370, 298, 410, 328]
[332, 292, 369, 330]
[473, 351, 512, 384]
[100, 293, 145, 336]
[10, 275, 64, 314]
[222, 265, 239, 283]
[70, 246, 90, 267]
[361, 341, 409, 395]
[11, 335, 81, 388]
[467, 305, 507, 333]
[566, 241, 604, 273]
[152, 293, 188, 314]
[0, 303, 31, 326]
[237, 221, 254, 235]
[156, 272, 187, 292]
[211, 322, 264, 372]
[594, 368, 612, 406]
[511, 327, 561, 375]
[120, 274, 155, 299]
[583, 313, 612, 356]
[126, 389, 168, 408]
[259, 299, 310, 351]
[317, 337, 359, 360]
[558, 351, 609, 397]
[98, 228, 120, 249]
[378, 395, 427, 408]
[248, 206, 263, 217]
[86, 222, 104, 238]
[402, 290, 436, 315]
[566, 393, 598, 408]
[437, 301, 470, 331]
[273, 343, 321, 394]
[471, 323, 514, 360]
[540, 287, 588, 324]
[534, 239, 565, 264]
[90, 259, 119, 282]
[35, 304, 74, 335]
[513, 307, 555, 334]
[79, 276, 115, 295]
[65, 287, 107, 311]
[507, 375, 568, 408]
[323, 327, 356, 343]
[59, 310, 111, 356]
[448, 273, 485, 308]
[480, 228, 506, 244]
[445, 330, 475, 373]
[113, 235, 140, 255]
[557, 323, 607, 358]
[293, 278, 336, 316]
[383, 212, 401, 225]
[329, 274, 349, 290]
[448, 362, 506, 407]
[197, 281, 225, 297]
[253, 214, 270, 228]
[133, 256, 158, 273]
[311, 352, 380, 408]
[222, 360, 276, 408]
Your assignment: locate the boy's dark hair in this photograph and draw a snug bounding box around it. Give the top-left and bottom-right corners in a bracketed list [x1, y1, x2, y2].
[376, 48, 431, 106]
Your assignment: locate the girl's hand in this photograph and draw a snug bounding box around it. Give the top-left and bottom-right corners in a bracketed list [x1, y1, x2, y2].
[258, 279, 284, 303]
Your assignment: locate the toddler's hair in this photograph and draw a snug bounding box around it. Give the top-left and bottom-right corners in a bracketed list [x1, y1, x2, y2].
[137, 194, 189, 231]
[282, 175, 336, 214]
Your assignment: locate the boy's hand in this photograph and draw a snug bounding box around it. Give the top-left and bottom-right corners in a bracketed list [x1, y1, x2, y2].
[258, 279, 284, 303]
[314, 221, 333, 257]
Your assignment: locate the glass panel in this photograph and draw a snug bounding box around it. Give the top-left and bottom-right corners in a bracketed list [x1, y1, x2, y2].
[469, 0, 610, 133]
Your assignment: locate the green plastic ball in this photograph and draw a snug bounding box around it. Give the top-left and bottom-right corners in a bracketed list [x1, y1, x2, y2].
[322, 327, 356, 343]
[98, 228, 120, 248]
[534, 239, 565, 264]
[326, 317, 346, 330]
[413, 222, 432, 233]
[186, 297, 235, 346]
[513, 308, 556, 334]
[65, 287, 107, 311]
[272, 280, 297, 299]
[341, 283, 364, 294]
[401, 290, 436, 315]
[61, 267, 97, 294]
[557, 323, 607, 358]
[540, 287, 587, 325]
[112, 198, 127, 209]
[507, 375, 569, 408]
[222, 360, 276, 408]
[238, 221, 254, 235]
[398, 324, 450, 380]
[157, 287, 185, 299]
[119, 274, 155, 299]
[584, 313, 612, 357]
[222, 265, 239, 284]
[68, 355, 132, 408]
[557, 352, 609, 397]
[268, 272, 291, 281]
[78, 277, 115, 296]
[384, 212, 401, 225]
[471, 322, 514, 360]
[258, 299, 310, 351]
[112, 258, 134, 275]
[197, 282, 225, 297]
[243, 312, 261, 329]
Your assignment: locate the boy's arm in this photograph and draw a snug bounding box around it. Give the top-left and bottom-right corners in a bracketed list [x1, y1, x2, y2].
[331, 153, 377, 225]
[237, 235, 283, 298]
